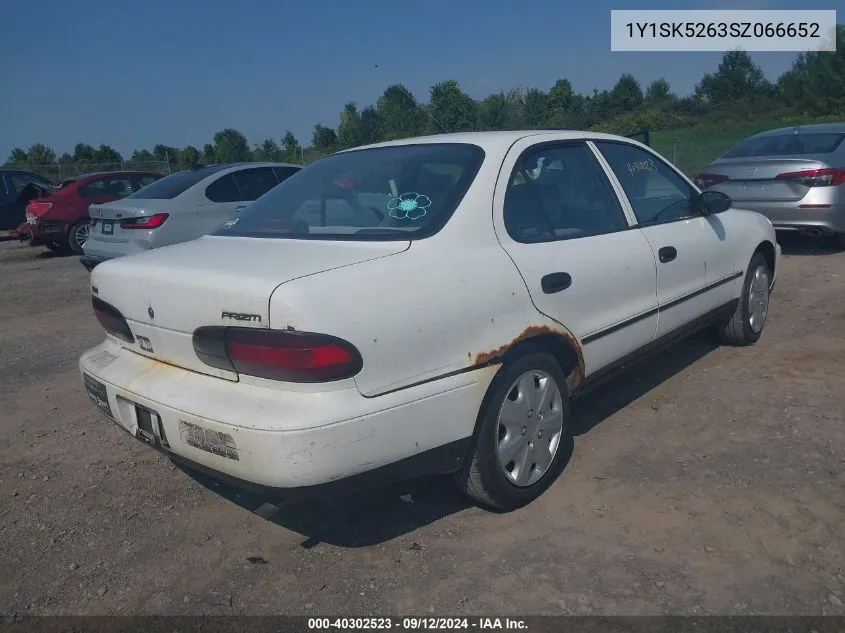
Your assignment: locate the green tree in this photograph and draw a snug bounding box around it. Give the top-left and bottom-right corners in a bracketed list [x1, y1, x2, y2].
[73, 143, 95, 164]
[546, 79, 574, 127]
[359, 106, 382, 145]
[57, 152, 74, 165]
[778, 25, 845, 114]
[610, 74, 644, 113]
[428, 80, 475, 133]
[376, 84, 426, 140]
[337, 102, 363, 149]
[181, 145, 201, 167]
[644, 78, 676, 108]
[93, 144, 122, 165]
[6, 147, 28, 166]
[212, 129, 250, 163]
[25, 143, 57, 166]
[263, 138, 282, 161]
[202, 144, 216, 164]
[695, 50, 767, 105]
[477, 93, 509, 131]
[153, 144, 179, 165]
[312, 124, 338, 152]
[281, 131, 301, 163]
[523, 88, 547, 128]
[130, 149, 155, 163]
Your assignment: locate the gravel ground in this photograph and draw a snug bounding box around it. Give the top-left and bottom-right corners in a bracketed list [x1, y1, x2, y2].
[0, 234, 843, 616]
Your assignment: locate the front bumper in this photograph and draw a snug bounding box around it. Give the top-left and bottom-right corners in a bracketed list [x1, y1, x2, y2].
[79, 341, 496, 494]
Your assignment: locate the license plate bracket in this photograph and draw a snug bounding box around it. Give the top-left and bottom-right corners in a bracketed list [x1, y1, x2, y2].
[102, 220, 114, 235]
[83, 374, 113, 418]
[135, 404, 169, 449]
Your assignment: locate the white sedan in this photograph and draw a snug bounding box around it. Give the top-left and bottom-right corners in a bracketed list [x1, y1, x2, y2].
[79, 130, 780, 511]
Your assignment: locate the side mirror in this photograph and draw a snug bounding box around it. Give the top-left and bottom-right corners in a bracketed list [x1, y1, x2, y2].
[698, 190, 731, 215]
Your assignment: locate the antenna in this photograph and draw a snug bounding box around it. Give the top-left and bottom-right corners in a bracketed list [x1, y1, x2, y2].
[372, 65, 450, 135]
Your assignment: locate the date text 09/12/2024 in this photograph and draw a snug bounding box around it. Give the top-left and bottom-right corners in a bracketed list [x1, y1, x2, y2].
[307, 618, 528, 630]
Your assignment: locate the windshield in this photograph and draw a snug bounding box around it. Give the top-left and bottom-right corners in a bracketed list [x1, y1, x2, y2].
[126, 165, 229, 200]
[214, 143, 485, 241]
[723, 133, 845, 158]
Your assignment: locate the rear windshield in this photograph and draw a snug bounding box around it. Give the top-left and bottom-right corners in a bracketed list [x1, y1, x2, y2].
[126, 165, 229, 200]
[723, 133, 845, 158]
[214, 143, 485, 241]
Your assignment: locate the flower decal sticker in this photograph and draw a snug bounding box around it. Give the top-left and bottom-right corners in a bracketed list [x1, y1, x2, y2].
[387, 192, 432, 220]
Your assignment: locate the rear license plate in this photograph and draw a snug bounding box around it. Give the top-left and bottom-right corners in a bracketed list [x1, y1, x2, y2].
[83, 374, 112, 418]
[102, 220, 114, 235]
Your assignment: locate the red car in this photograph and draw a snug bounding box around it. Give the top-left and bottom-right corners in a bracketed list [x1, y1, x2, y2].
[21, 171, 163, 254]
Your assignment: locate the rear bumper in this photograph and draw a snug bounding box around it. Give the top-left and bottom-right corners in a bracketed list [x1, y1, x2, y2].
[29, 220, 68, 244]
[78, 341, 496, 493]
[735, 202, 845, 234]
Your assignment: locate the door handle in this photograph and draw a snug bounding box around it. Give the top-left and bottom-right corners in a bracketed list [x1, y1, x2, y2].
[541, 272, 572, 294]
[235, 205, 247, 213]
[658, 246, 677, 263]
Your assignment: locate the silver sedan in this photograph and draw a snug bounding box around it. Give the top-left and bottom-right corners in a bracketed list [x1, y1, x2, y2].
[80, 162, 301, 270]
[695, 122, 845, 249]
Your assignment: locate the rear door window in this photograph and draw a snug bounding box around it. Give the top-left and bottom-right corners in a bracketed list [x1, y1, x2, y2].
[233, 167, 280, 201]
[273, 166, 300, 182]
[205, 173, 241, 203]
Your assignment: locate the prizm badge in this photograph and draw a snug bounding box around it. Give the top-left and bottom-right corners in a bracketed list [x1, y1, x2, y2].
[221, 311, 262, 323]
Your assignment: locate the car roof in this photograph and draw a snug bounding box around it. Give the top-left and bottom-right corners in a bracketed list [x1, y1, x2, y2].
[749, 122, 845, 138]
[338, 130, 649, 154]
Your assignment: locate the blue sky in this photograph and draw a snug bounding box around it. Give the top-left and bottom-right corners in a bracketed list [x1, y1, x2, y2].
[0, 0, 839, 158]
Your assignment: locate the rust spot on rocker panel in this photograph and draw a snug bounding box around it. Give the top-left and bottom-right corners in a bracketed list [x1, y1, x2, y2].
[473, 324, 585, 393]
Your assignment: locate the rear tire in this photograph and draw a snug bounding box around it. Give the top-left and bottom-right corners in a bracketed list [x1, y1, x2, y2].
[67, 222, 90, 255]
[836, 233, 845, 251]
[454, 351, 570, 511]
[719, 252, 771, 346]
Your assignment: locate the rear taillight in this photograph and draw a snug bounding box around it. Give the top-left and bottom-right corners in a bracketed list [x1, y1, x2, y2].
[192, 327, 363, 383]
[92, 296, 134, 343]
[693, 173, 729, 189]
[27, 202, 52, 216]
[775, 168, 845, 187]
[119, 213, 169, 229]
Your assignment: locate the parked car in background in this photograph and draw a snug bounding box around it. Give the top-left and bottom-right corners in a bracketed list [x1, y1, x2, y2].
[695, 122, 845, 249]
[80, 162, 302, 270]
[23, 171, 163, 254]
[80, 130, 779, 511]
[0, 169, 54, 231]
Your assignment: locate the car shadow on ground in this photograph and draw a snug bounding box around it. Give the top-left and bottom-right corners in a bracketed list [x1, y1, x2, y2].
[777, 233, 842, 256]
[182, 331, 719, 548]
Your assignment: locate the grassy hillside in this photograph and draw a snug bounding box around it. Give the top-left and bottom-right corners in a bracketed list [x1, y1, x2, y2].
[650, 114, 844, 174]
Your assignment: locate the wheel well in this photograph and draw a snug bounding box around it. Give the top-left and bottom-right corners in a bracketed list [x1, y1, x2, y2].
[501, 333, 580, 384]
[755, 240, 776, 275]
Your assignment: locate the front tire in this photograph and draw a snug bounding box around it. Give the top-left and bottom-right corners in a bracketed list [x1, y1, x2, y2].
[719, 252, 771, 346]
[454, 351, 570, 511]
[67, 222, 90, 255]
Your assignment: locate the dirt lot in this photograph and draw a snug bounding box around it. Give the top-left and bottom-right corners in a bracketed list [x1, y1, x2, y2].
[0, 234, 843, 617]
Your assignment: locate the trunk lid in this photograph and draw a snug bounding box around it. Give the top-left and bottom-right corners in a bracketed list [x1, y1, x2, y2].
[88, 199, 176, 244]
[703, 157, 831, 203]
[90, 235, 410, 379]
